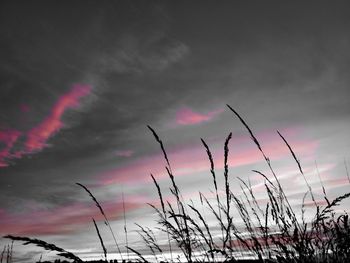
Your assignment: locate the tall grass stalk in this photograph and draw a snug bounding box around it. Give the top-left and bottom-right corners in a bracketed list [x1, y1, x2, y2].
[148, 125, 193, 263]
[277, 130, 316, 205]
[92, 218, 107, 261]
[76, 182, 123, 260]
[122, 188, 130, 261]
[223, 132, 233, 253]
[201, 138, 224, 250]
[151, 174, 173, 262]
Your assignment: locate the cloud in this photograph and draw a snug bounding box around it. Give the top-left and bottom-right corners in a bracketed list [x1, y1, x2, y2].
[97, 36, 189, 75]
[175, 107, 223, 126]
[25, 84, 91, 153]
[101, 127, 318, 185]
[0, 84, 91, 167]
[0, 196, 143, 236]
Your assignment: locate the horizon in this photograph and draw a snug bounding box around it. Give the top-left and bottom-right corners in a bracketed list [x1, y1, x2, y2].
[1, 1, 350, 262]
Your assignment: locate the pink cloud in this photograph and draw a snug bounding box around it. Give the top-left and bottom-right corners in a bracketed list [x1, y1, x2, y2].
[0, 84, 91, 168]
[0, 197, 143, 236]
[175, 107, 223, 126]
[25, 84, 91, 152]
[101, 127, 318, 185]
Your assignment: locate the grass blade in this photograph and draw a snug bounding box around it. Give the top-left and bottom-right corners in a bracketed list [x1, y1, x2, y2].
[92, 218, 107, 261]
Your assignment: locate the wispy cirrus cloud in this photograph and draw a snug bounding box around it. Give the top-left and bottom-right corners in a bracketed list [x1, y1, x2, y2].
[0, 84, 91, 167]
[175, 107, 223, 126]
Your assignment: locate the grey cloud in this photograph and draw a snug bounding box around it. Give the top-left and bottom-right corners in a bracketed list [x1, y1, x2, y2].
[96, 35, 189, 74]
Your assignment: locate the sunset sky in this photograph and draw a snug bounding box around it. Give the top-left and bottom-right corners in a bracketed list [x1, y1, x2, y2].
[1, 1, 350, 262]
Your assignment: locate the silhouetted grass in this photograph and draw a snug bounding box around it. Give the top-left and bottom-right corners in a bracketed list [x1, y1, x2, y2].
[76, 183, 123, 260]
[93, 219, 107, 262]
[140, 105, 350, 263]
[4, 106, 350, 263]
[3, 235, 82, 262]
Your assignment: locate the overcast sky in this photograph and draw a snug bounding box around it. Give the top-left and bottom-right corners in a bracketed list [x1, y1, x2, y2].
[1, 1, 350, 262]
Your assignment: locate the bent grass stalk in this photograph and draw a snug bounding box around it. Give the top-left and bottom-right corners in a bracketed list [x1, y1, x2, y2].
[92, 218, 107, 262]
[76, 182, 123, 260]
[148, 125, 192, 263]
[3, 235, 83, 262]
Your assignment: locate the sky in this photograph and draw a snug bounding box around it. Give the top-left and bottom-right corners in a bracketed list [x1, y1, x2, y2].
[0, 1, 350, 262]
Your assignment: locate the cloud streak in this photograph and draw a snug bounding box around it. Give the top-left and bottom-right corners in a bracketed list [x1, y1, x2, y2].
[0, 84, 91, 167]
[25, 84, 91, 153]
[175, 107, 223, 126]
[101, 127, 318, 185]
[0, 196, 143, 236]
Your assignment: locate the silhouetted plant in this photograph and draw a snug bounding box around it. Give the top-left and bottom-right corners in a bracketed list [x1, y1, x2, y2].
[3, 235, 83, 262]
[136, 105, 350, 263]
[76, 183, 123, 260]
[5, 106, 350, 263]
